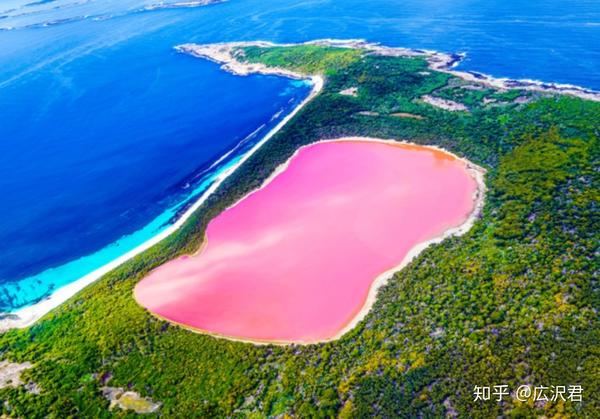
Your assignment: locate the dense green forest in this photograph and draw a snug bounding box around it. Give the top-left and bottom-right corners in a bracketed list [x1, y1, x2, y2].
[0, 44, 598, 418]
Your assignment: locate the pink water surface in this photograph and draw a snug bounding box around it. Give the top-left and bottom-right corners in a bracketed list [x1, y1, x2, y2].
[134, 140, 478, 343]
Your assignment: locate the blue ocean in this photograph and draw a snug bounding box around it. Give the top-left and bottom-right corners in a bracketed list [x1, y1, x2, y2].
[1, 0, 599, 312]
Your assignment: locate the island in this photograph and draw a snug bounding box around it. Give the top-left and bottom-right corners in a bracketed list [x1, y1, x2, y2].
[0, 40, 597, 418]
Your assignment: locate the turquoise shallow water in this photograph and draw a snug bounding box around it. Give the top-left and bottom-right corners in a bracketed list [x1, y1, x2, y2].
[1, 0, 599, 312]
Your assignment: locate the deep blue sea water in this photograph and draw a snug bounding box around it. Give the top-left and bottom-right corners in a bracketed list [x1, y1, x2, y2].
[1, 0, 599, 312]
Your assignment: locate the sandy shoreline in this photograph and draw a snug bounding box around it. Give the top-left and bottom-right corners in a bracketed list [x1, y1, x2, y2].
[142, 136, 486, 346]
[0, 74, 323, 332]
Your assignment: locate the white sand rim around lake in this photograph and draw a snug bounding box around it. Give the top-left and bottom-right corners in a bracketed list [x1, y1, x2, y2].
[136, 136, 486, 346]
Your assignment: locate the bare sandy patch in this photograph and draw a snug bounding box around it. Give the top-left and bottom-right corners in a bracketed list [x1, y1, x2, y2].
[339, 86, 358, 96]
[391, 112, 424, 120]
[102, 387, 161, 414]
[421, 95, 468, 112]
[0, 360, 33, 390]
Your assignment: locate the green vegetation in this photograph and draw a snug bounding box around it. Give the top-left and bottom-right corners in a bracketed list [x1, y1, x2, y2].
[239, 45, 362, 75]
[0, 45, 598, 418]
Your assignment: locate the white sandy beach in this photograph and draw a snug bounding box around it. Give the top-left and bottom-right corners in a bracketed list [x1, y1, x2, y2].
[0, 72, 323, 332]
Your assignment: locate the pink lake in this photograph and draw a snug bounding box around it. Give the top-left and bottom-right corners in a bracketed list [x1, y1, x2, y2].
[134, 139, 479, 343]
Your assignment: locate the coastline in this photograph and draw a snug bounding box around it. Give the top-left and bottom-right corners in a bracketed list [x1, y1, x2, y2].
[1, 38, 590, 333]
[177, 39, 600, 102]
[138, 136, 486, 346]
[175, 42, 311, 80]
[0, 72, 324, 332]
